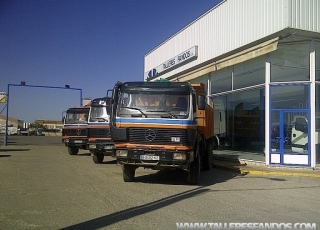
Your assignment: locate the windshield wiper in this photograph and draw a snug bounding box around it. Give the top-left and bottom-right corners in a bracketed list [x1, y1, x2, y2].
[121, 107, 148, 118]
[146, 110, 178, 119]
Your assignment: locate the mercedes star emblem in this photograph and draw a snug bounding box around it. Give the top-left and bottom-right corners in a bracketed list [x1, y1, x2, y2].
[145, 129, 156, 141]
[76, 129, 82, 135]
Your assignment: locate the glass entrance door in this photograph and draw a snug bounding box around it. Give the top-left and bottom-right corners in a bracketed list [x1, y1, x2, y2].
[270, 110, 310, 166]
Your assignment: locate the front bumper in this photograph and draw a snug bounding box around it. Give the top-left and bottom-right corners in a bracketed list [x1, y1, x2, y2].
[115, 148, 193, 169]
[62, 138, 88, 147]
[88, 141, 114, 151]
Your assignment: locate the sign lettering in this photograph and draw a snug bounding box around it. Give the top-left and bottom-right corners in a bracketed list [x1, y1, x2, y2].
[145, 46, 198, 80]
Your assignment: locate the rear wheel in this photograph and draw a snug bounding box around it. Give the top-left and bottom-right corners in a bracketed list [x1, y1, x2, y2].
[213, 136, 219, 150]
[203, 141, 213, 170]
[122, 164, 135, 182]
[93, 152, 104, 164]
[68, 147, 79, 155]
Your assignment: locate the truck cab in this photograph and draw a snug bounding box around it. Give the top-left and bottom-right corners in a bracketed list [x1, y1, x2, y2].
[110, 81, 214, 184]
[62, 107, 90, 155]
[87, 97, 115, 163]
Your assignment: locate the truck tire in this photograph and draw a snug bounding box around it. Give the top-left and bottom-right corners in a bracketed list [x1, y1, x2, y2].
[187, 156, 200, 185]
[68, 147, 79, 155]
[203, 141, 213, 170]
[123, 165, 135, 182]
[213, 136, 219, 150]
[93, 152, 104, 164]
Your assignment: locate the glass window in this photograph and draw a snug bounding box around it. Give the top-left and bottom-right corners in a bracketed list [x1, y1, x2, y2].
[316, 41, 320, 81]
[270, 42, 310, 82]
[271, 84, 309, 110]
[213, 87, 265, 156]
[210, 67, 232, 94]
[117, 91, 190, 119]
[233, 55, 265, 89]
[89, 106, 109, 122]
[64, 109, 89, 124]
[316, 83, 320, 164]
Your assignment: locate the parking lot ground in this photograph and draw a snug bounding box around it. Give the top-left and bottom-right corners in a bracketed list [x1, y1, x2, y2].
[1, 136, 320, 230]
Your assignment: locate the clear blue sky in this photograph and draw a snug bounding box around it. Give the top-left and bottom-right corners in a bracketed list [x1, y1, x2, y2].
[0, 0, 222, 123]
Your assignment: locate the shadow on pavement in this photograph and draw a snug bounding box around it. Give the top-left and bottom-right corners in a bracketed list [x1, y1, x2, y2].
[61, 167, 240, 230]
[60, 186, 211, 230]
[0, 148, 30, 152]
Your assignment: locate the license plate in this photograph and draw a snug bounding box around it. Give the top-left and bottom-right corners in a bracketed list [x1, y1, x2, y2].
[140, 155, 159, 160]
[74, 140, 83, 143]
[104, 146, 113, 150]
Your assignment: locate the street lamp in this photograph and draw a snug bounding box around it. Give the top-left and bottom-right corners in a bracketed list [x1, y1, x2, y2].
[4, 82, 83, 145]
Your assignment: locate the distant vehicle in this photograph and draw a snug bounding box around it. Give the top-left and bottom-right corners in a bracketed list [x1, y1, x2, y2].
[36, 128, 43, 136]
[87, 96, 115, 164]
[24, 128, 45, 136]
[19, 128, 29, 136]
[42, 127, 61, 133]
[62, 104, 91, 155]
[7, 127, 18, 136]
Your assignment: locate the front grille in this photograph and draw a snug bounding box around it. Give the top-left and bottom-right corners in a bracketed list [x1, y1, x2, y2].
[128, 128, 187, 145]
[88, 128, 111, 138]
[62, 128, 87, 136]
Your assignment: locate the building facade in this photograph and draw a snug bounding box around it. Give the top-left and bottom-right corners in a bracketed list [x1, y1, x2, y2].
[0, 114, 22, 130]
[144, 0, 320, 167]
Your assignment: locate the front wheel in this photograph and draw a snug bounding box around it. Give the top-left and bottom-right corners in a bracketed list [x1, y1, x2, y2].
[68, 147, 79, 155]
[122, 164, 135, 182]
[93, 152, 104, 164]
[187, 156, 200, 185]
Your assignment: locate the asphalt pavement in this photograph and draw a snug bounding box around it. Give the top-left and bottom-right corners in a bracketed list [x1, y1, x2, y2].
[2, 134, 320, 179]
[1, 135, 320, 230]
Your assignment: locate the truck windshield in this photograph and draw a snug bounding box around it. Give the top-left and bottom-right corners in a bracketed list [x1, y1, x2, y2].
[65, 110, 89, 124]
[117, 92, 189, 118]
[89, 107, 110, 122]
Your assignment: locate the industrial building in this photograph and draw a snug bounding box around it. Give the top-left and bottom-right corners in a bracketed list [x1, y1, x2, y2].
[0, 115, 62, 136]
[144, 0, 320, 167]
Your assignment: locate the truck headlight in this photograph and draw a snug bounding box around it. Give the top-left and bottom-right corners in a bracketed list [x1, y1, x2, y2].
[173, 153, 186, 160]
[171, 137, 180, 142]
[65, 139, 69, 143]
[116, 150, 128, 157]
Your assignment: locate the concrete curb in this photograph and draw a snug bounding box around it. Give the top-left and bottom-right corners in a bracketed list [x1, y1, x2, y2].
[213, 163, 320, 179]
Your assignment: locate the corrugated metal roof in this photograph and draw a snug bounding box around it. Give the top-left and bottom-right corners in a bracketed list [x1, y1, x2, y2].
[145, 0, 320, 80]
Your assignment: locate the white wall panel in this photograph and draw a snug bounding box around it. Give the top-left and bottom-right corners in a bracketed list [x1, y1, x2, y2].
[291, 0, 320, 31]
[144, 0, 320, 80]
